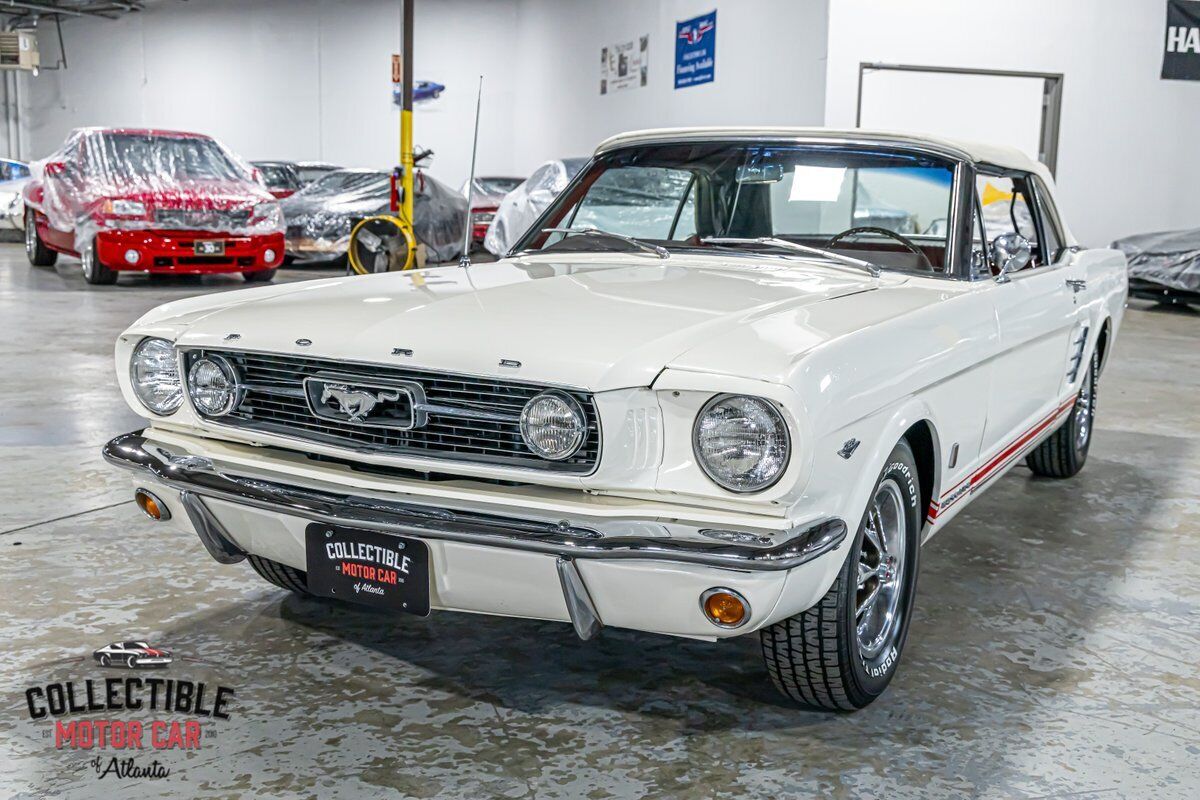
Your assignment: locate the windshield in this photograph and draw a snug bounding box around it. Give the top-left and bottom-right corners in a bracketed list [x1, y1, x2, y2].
[89, 134, 248, 183]
[515, 142, 957, 274]
[300, 171, 388, 197]
[474, 177, 523, 196]
[256, 164, 300, 190]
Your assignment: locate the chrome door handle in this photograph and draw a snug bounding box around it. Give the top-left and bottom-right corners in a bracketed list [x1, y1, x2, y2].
[1065, 279, 1087, 293]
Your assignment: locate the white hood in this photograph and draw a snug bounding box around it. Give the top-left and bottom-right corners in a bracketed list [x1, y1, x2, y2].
[152, 254, 885, 391]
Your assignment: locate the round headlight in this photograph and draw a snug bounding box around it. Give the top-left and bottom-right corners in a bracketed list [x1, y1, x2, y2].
[693, 395, 790, 493]
[129, 337, 182, 415]
[519, 391, 586, 461]
[187, 355, 240, 417]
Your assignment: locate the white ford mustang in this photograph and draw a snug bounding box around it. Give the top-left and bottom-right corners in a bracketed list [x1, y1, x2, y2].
[105, 128, 1127, 710]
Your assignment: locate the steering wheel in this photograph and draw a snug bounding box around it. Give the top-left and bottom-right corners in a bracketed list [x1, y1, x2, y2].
[826, 226, 934, 272]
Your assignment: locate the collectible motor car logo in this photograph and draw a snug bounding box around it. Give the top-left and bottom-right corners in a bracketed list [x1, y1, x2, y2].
[21, 642, 237, 782]
[303, 373, 428, 430]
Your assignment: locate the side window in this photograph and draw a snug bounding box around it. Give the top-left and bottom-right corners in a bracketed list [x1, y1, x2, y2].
[976, 173, 1043, 266]
[1032, 176, 1065, 262]
[970, 196, 991, 279]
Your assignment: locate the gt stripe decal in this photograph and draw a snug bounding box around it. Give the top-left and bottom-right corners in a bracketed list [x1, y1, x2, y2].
[927, 395, 1077, 522]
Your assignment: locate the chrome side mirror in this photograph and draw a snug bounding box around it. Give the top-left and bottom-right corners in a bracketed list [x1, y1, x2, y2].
[992, 233, 1032, 282]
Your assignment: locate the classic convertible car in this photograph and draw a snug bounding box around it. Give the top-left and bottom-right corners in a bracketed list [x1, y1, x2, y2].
[104, 128, 1126, 710]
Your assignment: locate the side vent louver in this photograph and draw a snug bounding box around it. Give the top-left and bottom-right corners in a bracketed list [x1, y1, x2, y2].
[1066, 326, 1089, 382]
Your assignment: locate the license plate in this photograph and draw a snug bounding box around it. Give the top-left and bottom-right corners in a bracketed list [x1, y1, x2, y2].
[304, 523, 430, 615]
[194, 240, 226, 256]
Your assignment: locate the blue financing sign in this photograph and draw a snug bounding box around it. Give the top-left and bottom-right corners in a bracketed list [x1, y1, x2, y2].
[675, 11, 716, 89]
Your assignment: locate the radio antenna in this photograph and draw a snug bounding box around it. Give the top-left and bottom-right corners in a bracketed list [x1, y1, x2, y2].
[459, 75, 483, 268]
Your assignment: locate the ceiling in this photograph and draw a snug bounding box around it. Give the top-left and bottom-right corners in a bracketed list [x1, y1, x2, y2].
[0, 1, 147, 24]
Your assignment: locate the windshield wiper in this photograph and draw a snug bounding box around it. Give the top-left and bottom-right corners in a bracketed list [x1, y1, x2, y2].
[542, 227, 670, 259]
[702, 236, 881, 277]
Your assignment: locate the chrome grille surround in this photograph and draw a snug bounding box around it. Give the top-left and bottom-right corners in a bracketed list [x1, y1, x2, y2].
[180, 349, 601, 474]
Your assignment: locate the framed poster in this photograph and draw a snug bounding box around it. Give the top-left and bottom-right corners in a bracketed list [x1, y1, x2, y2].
[601, 35, 649, 94]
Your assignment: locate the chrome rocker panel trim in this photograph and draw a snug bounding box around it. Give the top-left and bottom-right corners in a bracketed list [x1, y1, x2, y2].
[103, 431, 847, 572]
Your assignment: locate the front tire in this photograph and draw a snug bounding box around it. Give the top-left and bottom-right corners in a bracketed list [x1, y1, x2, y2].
[1026, 347, 1098, 478]
[99, 654, 111, 668]
[247, 554, 312, 596]
[761, 439, 922, 711]
[242, 268, 277, 283]
[81, 238, 118, 285]
[25, 210, 56, 266]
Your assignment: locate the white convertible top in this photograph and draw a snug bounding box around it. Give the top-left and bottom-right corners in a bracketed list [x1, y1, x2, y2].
[595, 127, 1054, 183]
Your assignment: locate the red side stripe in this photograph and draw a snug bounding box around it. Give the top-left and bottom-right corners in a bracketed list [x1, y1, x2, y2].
[931, 395, 1077, 520]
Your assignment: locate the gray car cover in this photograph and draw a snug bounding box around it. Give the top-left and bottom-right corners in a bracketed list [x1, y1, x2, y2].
[1112, 229, 1200, 292]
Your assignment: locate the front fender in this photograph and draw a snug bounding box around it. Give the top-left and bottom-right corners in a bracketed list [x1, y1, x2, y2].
[761, 395, 943, 626]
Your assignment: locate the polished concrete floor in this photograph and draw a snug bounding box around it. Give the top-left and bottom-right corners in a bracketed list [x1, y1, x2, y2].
[1, 245, 1197, 799]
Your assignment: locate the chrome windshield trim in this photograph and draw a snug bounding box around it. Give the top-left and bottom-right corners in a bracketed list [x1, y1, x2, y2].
[103, 431, 846, 572]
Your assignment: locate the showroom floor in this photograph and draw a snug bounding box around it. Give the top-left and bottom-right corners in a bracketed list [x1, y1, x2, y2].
[1, 244, 1198, 799]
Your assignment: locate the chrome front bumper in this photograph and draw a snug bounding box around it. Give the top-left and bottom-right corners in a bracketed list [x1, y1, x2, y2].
[105, 431, 854, 575]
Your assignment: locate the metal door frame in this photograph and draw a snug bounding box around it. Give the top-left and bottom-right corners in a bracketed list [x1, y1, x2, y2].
[855, 63, 1064, 174]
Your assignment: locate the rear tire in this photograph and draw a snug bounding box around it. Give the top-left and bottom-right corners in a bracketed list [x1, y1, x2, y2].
[81, 237, 118, 285]
[247, 554, 312, 596]
[1026, 348, 1098, 478]
[242, 268, 277, 283]
[25, 210, 57, 266]
[761, 439, 922, 711]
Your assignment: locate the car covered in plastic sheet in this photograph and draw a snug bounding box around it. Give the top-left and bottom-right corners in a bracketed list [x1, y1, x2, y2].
[461, 175, 524, 247]
[281, 167, 468, 264]
[483, 157, 587, 255]
[23, 127, 285, 286]
[1112, 228, 1200, 305]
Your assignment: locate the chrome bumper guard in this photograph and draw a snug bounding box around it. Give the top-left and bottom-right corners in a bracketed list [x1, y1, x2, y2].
[102, 431, 847, 573]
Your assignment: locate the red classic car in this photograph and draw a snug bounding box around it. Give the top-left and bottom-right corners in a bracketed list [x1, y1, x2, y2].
[23, 127, 285, 285]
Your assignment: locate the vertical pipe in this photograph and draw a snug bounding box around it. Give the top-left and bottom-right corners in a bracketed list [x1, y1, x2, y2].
[399, 0, 414, 228]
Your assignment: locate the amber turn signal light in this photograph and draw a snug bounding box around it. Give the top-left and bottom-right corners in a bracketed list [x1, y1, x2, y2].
[134, 489, 170, 521]
[700, 588, 750, 628]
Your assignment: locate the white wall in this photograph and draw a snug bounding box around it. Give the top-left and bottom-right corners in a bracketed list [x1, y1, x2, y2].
[22, 0, 521, 189]
[825, 0, 1200, 247]
[19, 0, 829, 189]
[509, 0, 829, 173]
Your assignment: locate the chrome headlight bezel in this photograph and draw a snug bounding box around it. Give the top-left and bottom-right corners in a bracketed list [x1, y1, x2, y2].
[519, 390, 587, 461]
[692, 394, 791, 493]
[186, 354, 242, 417]
[129, 337, 183, 416]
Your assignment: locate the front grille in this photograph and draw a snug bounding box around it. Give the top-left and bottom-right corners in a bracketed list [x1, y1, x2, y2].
[156, 208, 252, 229]
[187, 350, 601, 474]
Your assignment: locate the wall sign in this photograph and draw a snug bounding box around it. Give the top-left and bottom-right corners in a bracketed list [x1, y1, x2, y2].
[601, 35, 649, 95]
[675, 10, 716, 89]
[1163, 0, 1200, 80]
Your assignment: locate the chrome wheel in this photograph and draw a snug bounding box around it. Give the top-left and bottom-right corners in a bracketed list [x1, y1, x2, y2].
[24, 212, 35, 257]
[81, 242, 94, 278]
[856, 478, 907, 660]
[1075, 364, 1094, 450]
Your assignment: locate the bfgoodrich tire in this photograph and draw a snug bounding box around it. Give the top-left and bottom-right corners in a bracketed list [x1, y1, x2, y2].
[247, 554, 312, 596]
[1026, 347, 1098, 479]
[761, 439, 922, 711]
